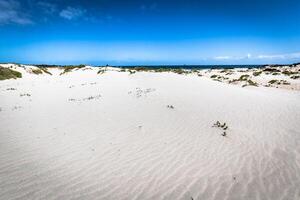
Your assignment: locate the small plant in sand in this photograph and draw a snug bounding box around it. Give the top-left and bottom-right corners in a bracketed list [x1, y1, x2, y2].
[0, 67, 22, 80]
[242, 79, 258, 87]
[268, 79, 277, 84]
[6, 88, 16, 90]
[219, 69, 234, 75]
[129, 70, 136, 75]
[60, 64, 85, 75]
[252, 71, 262, 76]
[31, 69, 43, 75]
[210, 74, 228, 82]
[219, 69, 228, 73]
[69, 94, 101, 102]
[20, 93, 31, 97]
[238, 74, 250, 81]
[172, 69, 186, 75]
[268, 79, 290, 85]
[229, 74, 251, 84]
[167, 105, 175, 109]
[282, 70, 298, 76]
[97, 69, 106, 74]
[84, 95, 101, 101]
[213, 121, 229, 136]
[40, 68, 52, 75]
[272, 72, 280, 75]
[263, 68, 280, 73]
[290, 75, 300, 79]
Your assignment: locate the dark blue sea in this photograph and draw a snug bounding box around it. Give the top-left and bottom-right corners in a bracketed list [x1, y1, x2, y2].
[116, 65, 265, 69]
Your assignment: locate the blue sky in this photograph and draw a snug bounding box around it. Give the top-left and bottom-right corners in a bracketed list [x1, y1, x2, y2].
[0, 0, 300, 65]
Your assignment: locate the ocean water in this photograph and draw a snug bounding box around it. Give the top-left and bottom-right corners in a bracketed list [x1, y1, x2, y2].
[117, 65, 265, 69]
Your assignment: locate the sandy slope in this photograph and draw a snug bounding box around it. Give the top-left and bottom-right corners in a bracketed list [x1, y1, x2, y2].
[0, 65, 300, 200]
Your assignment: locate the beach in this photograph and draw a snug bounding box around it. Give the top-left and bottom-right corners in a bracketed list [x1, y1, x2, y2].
[0, 64, 300, 200]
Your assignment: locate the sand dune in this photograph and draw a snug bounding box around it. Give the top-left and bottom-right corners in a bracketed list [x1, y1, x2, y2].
[0, 64, 300, 200]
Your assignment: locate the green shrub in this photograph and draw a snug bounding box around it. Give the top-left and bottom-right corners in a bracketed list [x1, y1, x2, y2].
[238, 74, 250, 81]
[263, 68, 280, 73]
[97, 69, 106, 74]
[268, 79, 290, 85]
[40, 68, 52, 75]
[291, 75, 300, 79]
[172, 69, 185, 74]
[32, 69, 43, 75]
[243, 80, 258, 87]
[0, 67, 22, 80]
[282, 70, 298, 76]
[20, 93, 31, 97]
[253, 71, 262, 76]
[268, 80, 278, 84]
[60, 64, 85, 75]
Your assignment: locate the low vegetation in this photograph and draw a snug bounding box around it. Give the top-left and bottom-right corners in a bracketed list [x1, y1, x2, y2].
[167, 105, 174, 109]
[229, 74, 250, 84]
[40, 68, 52, 75]
[0, 67, 22, 80]
[60, 65, 85, 75]
[253, 71, 262, 76]
[268, 79, 290, 85]
[238, 74, 250, 81]
[212, 121, 229, 137]
[97, 69, 106, 74]
[20, 93, 31, 97]
[242, 80, 258, 87]
[210, 74, 229, 82]
[6, 88, 16, 90]
[282, 70, 298, 76]
[31, 69, 43, 75]
[122, 67, 191, 75]
[290, 75, 300, 79]
[263, 68, 281, 73]
[68, 94, 101, 102]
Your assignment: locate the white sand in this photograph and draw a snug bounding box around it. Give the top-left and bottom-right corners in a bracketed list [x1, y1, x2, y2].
[0, 64, 300, 200]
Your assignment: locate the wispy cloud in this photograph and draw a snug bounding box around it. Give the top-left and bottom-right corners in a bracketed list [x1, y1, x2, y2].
[0, 0, 33, 25]
[214, 54, 251, 60]
[257, 52, 300, 60]
[214, 56, 232, 60]
[214, 52, 300, 61]
[140, 2, 158, 11]
[59, 7, 86, 20]
[37, 1, 57, 15]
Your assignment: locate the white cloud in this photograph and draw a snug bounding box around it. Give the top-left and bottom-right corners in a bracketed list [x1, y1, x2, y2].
[213, 52, 300, 61]
[214, 55, 247, 60]
[140, 2, 158, 11]
[0, 0, 33, 25]
[37, 1, 57, 14]
[59, 7, 86, 20]
[257, 52, 300, 60]
[214, 56, 232, 60]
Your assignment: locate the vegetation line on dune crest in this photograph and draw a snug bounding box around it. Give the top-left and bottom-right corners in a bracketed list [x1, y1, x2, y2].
[0, 67, 22, 80]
